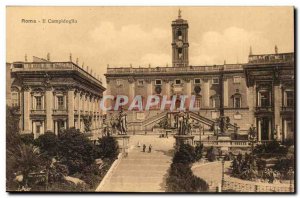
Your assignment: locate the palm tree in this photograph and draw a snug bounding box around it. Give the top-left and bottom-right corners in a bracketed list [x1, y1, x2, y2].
[7, 144, 43, 188]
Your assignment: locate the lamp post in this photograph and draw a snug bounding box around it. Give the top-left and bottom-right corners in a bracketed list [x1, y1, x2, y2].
[221, 157, 225, 190]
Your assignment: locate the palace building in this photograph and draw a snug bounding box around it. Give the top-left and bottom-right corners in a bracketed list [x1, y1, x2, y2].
[105, 11, 294, 142]
[7, 55, 105, 138]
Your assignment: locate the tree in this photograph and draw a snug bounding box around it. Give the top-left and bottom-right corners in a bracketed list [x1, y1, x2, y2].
[173, 144, 196, 164]
[96, 136, 119, 160]
[57, 128, 96, 174]
[7, 144, 44, 188]
[34, 132, 58, 158]
[83, 116, 92, 132]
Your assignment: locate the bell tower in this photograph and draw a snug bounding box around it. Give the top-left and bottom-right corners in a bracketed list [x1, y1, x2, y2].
[172, 9, 189, 67]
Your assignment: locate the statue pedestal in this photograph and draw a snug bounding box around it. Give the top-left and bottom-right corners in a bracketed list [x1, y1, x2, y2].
[112, 135, 130, 155]
[174, 135, 195, 148]
[217, 134, 231, 152]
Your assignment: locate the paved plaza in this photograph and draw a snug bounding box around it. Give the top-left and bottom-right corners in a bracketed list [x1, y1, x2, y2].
[98, 135, 175, 192]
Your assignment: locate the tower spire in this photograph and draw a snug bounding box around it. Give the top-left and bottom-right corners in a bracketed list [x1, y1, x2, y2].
[178, 9, 182, 19]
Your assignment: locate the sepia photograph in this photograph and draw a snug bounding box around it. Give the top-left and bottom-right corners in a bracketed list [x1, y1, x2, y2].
[5, 6, 295, 193]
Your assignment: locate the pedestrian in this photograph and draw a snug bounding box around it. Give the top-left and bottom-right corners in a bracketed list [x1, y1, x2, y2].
[143, 144, 146, 152]
[149, 144, 152, 153]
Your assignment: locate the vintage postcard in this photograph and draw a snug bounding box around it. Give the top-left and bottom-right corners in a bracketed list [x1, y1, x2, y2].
[6, 6, 295, 193]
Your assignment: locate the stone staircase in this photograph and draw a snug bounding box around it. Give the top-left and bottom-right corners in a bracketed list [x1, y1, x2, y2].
[97, 136, 174, 192]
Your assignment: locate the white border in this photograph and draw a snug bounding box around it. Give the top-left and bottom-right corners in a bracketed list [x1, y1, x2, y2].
[1, 1, 298, 198]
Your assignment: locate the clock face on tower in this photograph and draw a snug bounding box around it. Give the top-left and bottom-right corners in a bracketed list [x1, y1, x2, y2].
[176, 40, 183, 48]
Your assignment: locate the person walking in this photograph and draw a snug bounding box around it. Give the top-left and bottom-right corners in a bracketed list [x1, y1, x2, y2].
[149, 144, 152, 153]
[143, 144, 146, 152]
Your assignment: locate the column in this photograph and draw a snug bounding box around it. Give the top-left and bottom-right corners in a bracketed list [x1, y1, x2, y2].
[273, 85, 281, 140]
[223, 78, 228, 107]
[77, 92, 81, 130]
[23, 87, 31, 133]
[106, 82, 111, 110]
[246, 86, 256, 126]
[146, 80, 152, 96]
[68, 88, 75, 128]
[203, 79, 210, 107]
[54, 121, 58, 135]
[257, 119, 261, 141]
[128, 80, 135, 103]
[185, 79, 192, 96]
[165, 80, 171, 97]
[45, 87, 53, 132]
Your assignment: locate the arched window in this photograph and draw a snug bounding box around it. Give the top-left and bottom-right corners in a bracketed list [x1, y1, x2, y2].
[177, 30, 182, 40]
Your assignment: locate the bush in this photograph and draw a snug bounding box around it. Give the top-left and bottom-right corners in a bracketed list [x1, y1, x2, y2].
[34, 132, 58, 158]
[20, 133, 35, 145]
[272, 157, 294, 179]
[58, 128, 96, 174]
[166, 163, 208, 192]
[96, 136, 119, 160]
[48, 161, 69, 184]
[173, 144, 196, 164]
[206, 146, 217, 162]
[194, 143, 203, 161]
[253, 140, 287, 156]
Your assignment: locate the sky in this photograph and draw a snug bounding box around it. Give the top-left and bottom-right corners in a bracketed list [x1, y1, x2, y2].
[6, 6, 294, 83]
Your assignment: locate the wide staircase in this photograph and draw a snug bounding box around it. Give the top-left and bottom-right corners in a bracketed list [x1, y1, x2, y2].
[98, 136, 174, 192]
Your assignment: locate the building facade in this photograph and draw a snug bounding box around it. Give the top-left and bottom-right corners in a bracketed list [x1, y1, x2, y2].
[105, 12, 294, 142]
[244, 52, 294, 142]
[8, 56, 105, 138]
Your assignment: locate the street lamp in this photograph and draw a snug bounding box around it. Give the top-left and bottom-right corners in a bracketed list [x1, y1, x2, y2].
[221, 157, 225, 189]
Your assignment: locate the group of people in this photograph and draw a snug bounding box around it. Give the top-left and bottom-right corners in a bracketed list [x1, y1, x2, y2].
[137, 141, 152, 153]
[142, 144, 152, 153]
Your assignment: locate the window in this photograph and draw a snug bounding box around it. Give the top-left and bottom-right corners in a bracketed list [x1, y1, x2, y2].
[234, 97, 241, 108]
[212, 78, 219, 84]
[286, 91, 294, 107]
[212, 96, 220, 108]
[178, 48, 183, 59]
[57, 96, 64, 110]
[233, 76, 241, 84]
[35, 96, 42, 110]
[175, 79, 181, 85]
[194, 78, 201, 84]
[259, 90, 270, 107]
[35, 121, 42, 134]
[155, 79, 162, 85]
[11, 92, 19, 107]
[138, 80, 144, 86]
[195, 96, 201, 108]
[177, 30, 182, 40]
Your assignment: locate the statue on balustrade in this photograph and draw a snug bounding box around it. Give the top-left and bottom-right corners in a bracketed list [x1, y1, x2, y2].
[117, 109, 127, 135]
[176, 111, 192, 135]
